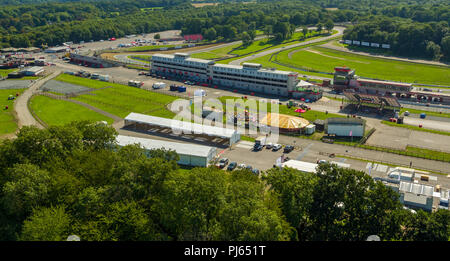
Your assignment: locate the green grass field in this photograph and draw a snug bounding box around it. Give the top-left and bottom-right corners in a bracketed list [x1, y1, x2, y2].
[190, 43, 241, 60]
[56, 75, 179, 119]
[0, 89, 25, 135]
[229, 31, 323, 56]
[29, 95, 114, 126]
[277, 46, 450, 85]
[129, 54, 152, 62]
[0, 69, 18, 78]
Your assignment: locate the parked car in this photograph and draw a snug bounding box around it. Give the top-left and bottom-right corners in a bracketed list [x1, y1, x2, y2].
[252, 169, 260, 175]
[245, 165, 253, 171]
[253, 144, 263, 151]
[266, 143, 273, 149]
[283, 145, 294, 153]
[138, 71, 146, 75]
[272, 144, 282, 151]
[238, 163, 246, 169]
[317, 159, 328, 164]
[227, 162, 237, 171]
[217, 158, 229, 168]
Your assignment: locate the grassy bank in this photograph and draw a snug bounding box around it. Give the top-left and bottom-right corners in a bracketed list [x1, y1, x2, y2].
[276, 46, 450, 85]
[29, 95, 114, 126]
[0, 89, 25, 135]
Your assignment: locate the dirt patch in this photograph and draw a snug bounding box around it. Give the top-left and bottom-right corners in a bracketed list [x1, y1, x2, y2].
[192, 3, 218, 8]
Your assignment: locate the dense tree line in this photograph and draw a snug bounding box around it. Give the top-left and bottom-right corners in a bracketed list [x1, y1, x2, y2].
[0, 121, 448, 241]
[0, 0, 448, 59]
[343, 17, 450, 61]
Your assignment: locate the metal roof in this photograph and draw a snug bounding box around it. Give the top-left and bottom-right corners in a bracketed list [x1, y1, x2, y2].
[116, 135, 216, 158]
[124, 112, 238, 139]
[282, 160, 318, 173]
[399, 181, 434, 197]
[403, 193, 429, 205]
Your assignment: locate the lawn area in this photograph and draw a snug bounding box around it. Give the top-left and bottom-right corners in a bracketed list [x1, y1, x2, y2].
[58, 76, 179, 119]
[381, 120, 450, 136]
[54, 74, 116, 89]
[405, 146, 450, 162]
[0, 69, 18, 78]
[29, 95, 114, 126]
[277, 46, 450, 85]
[0, 89, 25, 135]
[229, 31, 323, 56]
[129, 54, 152, 62]
[217, 96, 345, 122]
[190, 43, 241, 60]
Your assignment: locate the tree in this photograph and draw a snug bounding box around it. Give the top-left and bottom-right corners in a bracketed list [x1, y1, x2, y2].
[425, 40, 442, 60]
[154, 33, 160, 40]
[204, 27, 217, 41]
[325, 19, 334, 34]
[2, 164, 52, 218]
[302, 26, 308, 38]
[316, 23, 323, 33]
[241, 31, 252, 46]
[19, 205, 72, 241]
[441, 35, 450, 59]
[264, 167, 318, 241]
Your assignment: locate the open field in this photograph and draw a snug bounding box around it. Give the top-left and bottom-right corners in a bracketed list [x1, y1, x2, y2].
[29, 95, 114, 126]
[0, 89, 25, 135]
[55, 75, 179, 119]
[0, 69, 18, 77]
[277, 46, 450, 85]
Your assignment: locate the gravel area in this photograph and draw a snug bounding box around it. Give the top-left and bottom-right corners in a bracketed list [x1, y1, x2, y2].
[40, 80, 92, 94]
[0, 80, 32, 90]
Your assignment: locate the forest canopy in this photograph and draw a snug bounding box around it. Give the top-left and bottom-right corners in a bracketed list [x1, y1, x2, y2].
[0, 121, 448, 241]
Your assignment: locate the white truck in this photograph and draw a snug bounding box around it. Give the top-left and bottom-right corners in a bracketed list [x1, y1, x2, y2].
[99, 74, 109, 82]
[128, 80, 144, 88]
[152, 82, 166, 89]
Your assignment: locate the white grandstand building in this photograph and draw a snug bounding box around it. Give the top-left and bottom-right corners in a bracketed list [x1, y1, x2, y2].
[151, 53, 299, 97]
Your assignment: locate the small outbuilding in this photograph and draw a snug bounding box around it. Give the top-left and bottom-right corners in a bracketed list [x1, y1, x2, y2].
[325, 117, 365, 137]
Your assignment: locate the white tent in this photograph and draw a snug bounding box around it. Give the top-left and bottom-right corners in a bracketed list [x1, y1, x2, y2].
[296, 80, 315, 88]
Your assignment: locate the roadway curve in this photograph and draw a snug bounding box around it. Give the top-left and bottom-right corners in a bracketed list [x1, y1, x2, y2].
[14, 70, 61, 130]
[228, 26, 345, 65]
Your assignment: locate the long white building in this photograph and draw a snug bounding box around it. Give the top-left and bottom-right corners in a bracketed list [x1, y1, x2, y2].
[151, 53, 299, 97]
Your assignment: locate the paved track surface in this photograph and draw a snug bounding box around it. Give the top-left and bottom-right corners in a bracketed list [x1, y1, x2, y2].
[14, 70, 61, 130]
[228, 26, 345, 65]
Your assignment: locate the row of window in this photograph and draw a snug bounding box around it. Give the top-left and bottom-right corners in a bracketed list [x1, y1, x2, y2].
[213, 76, 288, 88]
[152, 61, 208, 71]
[212, 71, 288, 84]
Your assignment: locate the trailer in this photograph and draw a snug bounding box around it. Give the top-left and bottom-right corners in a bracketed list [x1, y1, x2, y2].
[129, 80, 144, 88]
[152, 82, 166, 89]
[99, 75, 109, 82]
